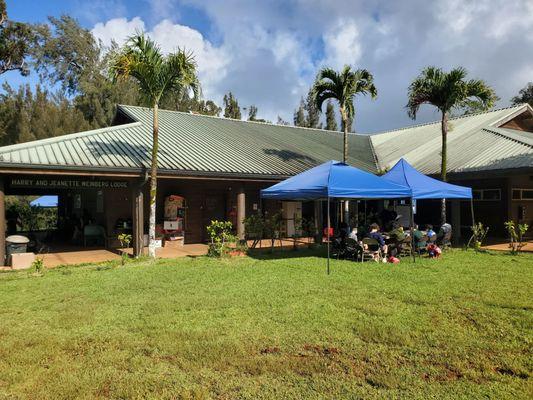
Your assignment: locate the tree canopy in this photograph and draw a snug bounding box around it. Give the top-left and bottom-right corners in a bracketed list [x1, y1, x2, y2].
[223, 92, 241, 119]
[511, 82, 533, 107]
[0, 0, 37, 76]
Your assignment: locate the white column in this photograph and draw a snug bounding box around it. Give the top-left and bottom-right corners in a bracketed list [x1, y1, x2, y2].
[237, 187, 246, 241]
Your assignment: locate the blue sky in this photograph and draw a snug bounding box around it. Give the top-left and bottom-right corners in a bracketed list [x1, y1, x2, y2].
[5, 0, 533, 133]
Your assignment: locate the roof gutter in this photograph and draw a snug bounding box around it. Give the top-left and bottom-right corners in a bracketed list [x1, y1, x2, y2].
[0, 163, 287, 182]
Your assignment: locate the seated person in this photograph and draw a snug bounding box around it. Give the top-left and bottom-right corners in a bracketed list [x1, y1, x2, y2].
[413, 224, 427, 250]
[367, 223, 388, 256]
[338, 222, 349, 244]
[426, 224, 436, 239]
[348, 227, 359, 241]
[437, 223, 452, 246]
[387, 221, 406, 257]
[389, 221, 406, 241]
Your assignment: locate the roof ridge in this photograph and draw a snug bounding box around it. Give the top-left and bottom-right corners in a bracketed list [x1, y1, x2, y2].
[370, 104, 528, 136]
[117, 103, 372, 137]
[482, 126, 533, 148]
[0, 121, 142, 154]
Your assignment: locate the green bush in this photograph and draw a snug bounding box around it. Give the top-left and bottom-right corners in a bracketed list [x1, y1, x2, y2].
[206, 220, 237, 257]
[467, 222, 489, 251]
[117, 233, 132, 265]
[504, 220, 529, 254]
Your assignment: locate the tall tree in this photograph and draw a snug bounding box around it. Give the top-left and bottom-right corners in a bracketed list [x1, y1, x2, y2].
[110, 34, 199, 258]
[407, 66, 496, 224]
[0, 0, 36, 76]
[293, 98, 306, 127]
[223, 92, 241, 119]
[313, 65, 377, 162]
[277, 116, 289, 126]
[305, 88, 322, 129]
[247, 105, 258, 121]
[247, 104, 267, 122]
[33, 16, 140, 128]
[0, 83, 90, 145]
[325, 100, 338, 131]
[511, 82, 533, 107]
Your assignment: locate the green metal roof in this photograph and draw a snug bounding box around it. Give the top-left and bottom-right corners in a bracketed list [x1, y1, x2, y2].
[0, 103, 531, 179]
[0, 104, 376, 178]
[371, 104, 533, 175]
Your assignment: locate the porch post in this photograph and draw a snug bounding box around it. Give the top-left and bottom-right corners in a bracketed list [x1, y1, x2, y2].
[0, 177, 4, 265]
[132, 183, 144, 258]
[237, 186, 246, 241]
[451, 200, 461, 245]
[314, 200, 323, 244]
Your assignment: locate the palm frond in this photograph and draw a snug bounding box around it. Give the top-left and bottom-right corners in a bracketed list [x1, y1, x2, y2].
[109, 33, 199, 106]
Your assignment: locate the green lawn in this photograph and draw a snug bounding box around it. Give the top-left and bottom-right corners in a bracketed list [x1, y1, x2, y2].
[0, 249, 531, 399]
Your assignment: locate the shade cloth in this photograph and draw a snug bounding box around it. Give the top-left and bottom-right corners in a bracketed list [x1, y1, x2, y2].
[30, 195, 58, 207]
[381, 158, 472, 199]
[260, 160, 412, 200]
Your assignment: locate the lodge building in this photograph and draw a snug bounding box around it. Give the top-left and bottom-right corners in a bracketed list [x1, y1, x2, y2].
[0, 103, 531, 262]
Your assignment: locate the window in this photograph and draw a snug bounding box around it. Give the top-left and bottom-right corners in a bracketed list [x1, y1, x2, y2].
[512, 188, 533, 201]
[473, 188, 501, 201]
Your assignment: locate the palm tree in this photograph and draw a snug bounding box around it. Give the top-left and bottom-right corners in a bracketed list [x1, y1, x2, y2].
[406, 66, 496, 224]
[313, 65, 377, 162]
[313, 65, 377, 224]
[110, 33, 199, 258]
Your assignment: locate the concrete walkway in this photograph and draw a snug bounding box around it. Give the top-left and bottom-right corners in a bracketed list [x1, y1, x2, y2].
[40, 244, 209, 268]
[482, 240, 533, 253]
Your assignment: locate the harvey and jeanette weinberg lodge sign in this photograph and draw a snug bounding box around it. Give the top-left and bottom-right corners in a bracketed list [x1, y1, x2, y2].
[10, 178, 129, 190]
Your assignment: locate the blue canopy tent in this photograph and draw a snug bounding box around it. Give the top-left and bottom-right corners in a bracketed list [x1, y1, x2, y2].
[30, 195, 58, 208]
[261, 161, 413, 272]
[381, 159, 472, 200]
[382, 158, 474, 240]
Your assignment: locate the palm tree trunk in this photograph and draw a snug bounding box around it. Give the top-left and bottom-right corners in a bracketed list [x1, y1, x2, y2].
[341, 108, 348, 163]
[440, 111, 448, 225]
[341, 107, 349, 223]
[148, 102, 159, 258]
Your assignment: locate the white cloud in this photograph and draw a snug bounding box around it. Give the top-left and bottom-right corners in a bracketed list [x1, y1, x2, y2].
[322, 19, 362, 69]
[92, 17, 145, 48]
[90, 0, 533, 131]
[91, 18, 229, 103]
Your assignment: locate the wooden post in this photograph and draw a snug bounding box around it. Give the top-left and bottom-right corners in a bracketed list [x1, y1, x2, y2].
[132, 183, 144, 258]
[237, 186, 246, 241]
[0, 178, 4, 266]
[314, 200, 323, 244]
[451, 200, 461, 245]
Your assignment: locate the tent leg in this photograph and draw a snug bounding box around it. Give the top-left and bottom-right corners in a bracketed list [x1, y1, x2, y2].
[410, 198, 415, 263]
[470, 198, 475, 227]
[327, 197, 330, 275]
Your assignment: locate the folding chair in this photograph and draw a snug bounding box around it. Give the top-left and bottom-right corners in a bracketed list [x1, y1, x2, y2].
[361, 237, 382, 262]
[345, 238, 363, 261]
[415, 234, 429, 257]
[398, 236, 413, 258]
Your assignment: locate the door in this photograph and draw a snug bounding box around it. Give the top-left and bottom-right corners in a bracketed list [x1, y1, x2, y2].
[202, 195, 226, 242]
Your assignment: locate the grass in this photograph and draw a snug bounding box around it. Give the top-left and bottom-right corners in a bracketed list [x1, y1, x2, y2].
[0, 249, 531, 399]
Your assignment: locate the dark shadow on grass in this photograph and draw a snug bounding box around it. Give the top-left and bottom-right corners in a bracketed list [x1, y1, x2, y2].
[247, 245, 329, 260]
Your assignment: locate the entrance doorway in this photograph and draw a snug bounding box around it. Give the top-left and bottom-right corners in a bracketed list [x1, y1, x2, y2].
[202, 194, 226, 242]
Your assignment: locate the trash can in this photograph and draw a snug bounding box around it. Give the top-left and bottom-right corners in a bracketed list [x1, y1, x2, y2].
[6, 235, 30, 262]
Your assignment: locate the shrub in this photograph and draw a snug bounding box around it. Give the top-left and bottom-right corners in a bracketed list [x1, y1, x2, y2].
[243, 213, 265, 249]
[117, 233, 132, 265]
[31, 257, 45, 275]
[504, 220, 529, 254]
[206, 220, 237, 257]
[467, 222, 489, 251]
